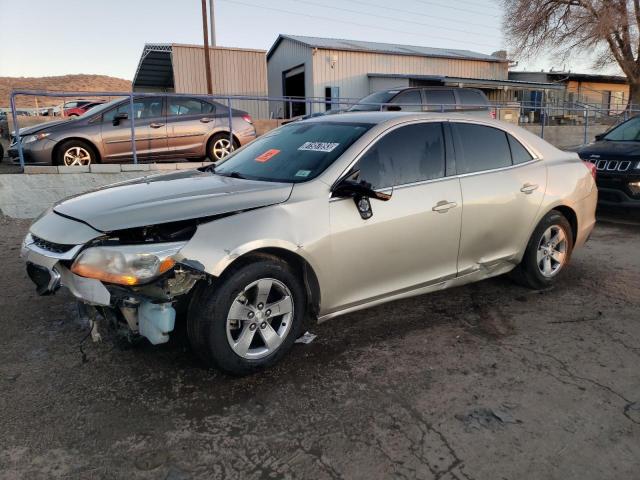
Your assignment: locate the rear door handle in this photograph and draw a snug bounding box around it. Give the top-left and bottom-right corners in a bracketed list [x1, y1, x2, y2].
[432, 200, 458, 213]
[200, 117, 213, 123]
[520, 183, 539, 194]
[150, 123, 165, 129]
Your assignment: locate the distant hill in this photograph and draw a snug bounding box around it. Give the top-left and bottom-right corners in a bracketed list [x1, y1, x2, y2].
[0, 74, 132, 108]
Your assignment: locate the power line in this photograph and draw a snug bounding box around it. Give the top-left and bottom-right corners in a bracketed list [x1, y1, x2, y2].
[293, 0, 499, 39]
[411, 0, 501, 18]
[345, 0, 500, 31]
[219, 0, 503, 50]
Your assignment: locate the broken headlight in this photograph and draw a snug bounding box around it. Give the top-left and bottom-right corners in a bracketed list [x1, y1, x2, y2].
[71, 242, 186, 286]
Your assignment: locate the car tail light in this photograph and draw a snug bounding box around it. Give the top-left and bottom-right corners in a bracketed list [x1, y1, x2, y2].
[242, 114, 253, 124]
[490, 109, 496, 119]
[583, 161, 597, 180]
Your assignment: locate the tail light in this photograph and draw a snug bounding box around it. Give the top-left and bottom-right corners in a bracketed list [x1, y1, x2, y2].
[242, 114, 253, 124]
[583, 161, 597, 180]
[490, 109, 496, 119]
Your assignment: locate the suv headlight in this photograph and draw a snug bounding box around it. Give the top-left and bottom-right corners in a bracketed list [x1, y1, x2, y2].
[23, 132, 50, 144]
[71, 242, 186, 285]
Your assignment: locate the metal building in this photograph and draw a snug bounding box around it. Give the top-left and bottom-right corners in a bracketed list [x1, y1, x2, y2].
[266, 34, 560, 118]
[132, 43, 268, 116]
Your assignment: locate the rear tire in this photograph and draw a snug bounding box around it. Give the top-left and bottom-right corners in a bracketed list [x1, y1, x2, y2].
[511, 210, 573, 290]
[207, 133, 237, 162]
[55, 139, 98, 166]
[187, 254, 306, 375]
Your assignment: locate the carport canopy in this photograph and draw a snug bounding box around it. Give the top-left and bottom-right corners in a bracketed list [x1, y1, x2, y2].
[133, 44, 174, 91]
[367, 73, 565, 91]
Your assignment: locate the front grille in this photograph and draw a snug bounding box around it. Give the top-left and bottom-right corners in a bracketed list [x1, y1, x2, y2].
[31, 234, 75, 254]
[587, 158, 632, 172]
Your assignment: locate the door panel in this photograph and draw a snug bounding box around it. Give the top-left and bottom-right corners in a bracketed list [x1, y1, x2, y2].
[328, 178, 462, 311]
[452, 123, 547, 274]
[100, 97, 167, 160]
[166, 98, 216, 156]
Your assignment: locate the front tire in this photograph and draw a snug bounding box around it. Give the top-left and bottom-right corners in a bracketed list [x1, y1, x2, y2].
[511, 210, 574, 290]
[187, 254, 306, 375]
[55, 139, 98, 166]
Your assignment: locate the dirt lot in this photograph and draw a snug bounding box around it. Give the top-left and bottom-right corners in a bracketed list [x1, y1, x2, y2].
[1, 209, 639, 480]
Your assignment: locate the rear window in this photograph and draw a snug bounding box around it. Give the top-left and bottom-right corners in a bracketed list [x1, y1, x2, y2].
[349, 90, 397, 111]
[214, 121, 372, 183]
[425, 90, 456, 112]
[456, 90, 489, 110]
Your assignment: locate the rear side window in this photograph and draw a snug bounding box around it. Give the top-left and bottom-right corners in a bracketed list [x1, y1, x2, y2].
[353, 123, 445, 188]
[168, 98, 215, 116]
[452, 123, 511, 174]
[390, 90, 422, 112]
[456, 90, 489, 110]
[424, 90, 456, 111]
[508, 134, 533, 164]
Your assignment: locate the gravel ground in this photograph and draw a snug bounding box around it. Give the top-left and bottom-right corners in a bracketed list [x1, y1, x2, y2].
[1, 209, 639, 480]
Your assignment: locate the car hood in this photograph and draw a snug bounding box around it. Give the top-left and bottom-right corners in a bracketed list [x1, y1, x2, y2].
[15, 118, 75, 136]
[53, 169, 294, 232]
[577, 140, 640, 159]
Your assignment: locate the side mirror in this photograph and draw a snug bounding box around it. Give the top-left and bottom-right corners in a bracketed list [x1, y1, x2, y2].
[384, 105, 402, 112]
[594, 133, 605, 141]
[332, 178, 391, 220]
[112, 112, 128, 126]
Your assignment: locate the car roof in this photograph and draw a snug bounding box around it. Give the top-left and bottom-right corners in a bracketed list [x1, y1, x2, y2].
[299, 111, 480, 125]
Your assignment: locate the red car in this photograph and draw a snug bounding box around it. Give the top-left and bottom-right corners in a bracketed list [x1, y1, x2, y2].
[63, 100, 106, 117]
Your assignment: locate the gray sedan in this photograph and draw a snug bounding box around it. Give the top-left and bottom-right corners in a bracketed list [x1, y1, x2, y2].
[9, 95, 257, 165]
[22, 112, 597, 375]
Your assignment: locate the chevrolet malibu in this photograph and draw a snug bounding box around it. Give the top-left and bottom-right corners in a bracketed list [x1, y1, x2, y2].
[22, 112, 597, 375]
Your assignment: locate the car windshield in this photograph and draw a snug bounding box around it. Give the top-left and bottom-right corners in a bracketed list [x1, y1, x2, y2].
[348, 91, 397, 111]
[214, 121, 373, 183]
[77, 98, 126, 118]
[604, 116, 640, 141]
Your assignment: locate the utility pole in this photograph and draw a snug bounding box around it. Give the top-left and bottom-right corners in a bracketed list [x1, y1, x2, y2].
[209, 0, 216, 46]
[201, 0, 213, 94]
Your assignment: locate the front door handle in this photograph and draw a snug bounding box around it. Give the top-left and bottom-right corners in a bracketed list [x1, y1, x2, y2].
[149, 123, 165, 129]
[520, 183, 539, 194]
[432, 200, 458, 213]
[200, 117, 213, 123]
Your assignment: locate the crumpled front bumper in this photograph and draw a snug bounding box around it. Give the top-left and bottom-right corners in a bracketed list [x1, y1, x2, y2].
[21, 233, 111, 306]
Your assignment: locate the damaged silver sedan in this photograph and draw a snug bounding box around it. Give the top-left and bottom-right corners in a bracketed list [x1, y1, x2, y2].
[22, 112, 597, 375]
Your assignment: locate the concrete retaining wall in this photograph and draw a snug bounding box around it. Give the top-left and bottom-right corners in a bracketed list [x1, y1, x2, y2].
[522, 125, 608, 149]
[0, 162, 209, 219]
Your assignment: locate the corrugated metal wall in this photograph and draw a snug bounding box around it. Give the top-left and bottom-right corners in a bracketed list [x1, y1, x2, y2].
[172, 45, 268, 117]
[266, 39, 313, 118]
[311, 48, 509, 101]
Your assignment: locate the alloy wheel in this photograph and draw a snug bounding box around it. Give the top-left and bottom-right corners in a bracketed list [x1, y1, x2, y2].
[226, 278, 294, 360]
[536, 225, 568, 278]
[63, 146, 92, 166]
[212, 138, 234, 160]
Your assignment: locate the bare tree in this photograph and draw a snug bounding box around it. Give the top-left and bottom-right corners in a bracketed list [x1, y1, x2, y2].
[503, 0, 640, 107]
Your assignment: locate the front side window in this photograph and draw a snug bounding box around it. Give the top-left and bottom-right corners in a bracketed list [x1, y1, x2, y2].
[168, 98, 214, 116]
[103, 98, 163, 122]
[214, 121, 372, 183]
[604, 116, 640, 141]
[390, 90, 422, 112]
[350, 122, 445, 189]
[349, 90, 397, 111]
[452, 123, 512, 174]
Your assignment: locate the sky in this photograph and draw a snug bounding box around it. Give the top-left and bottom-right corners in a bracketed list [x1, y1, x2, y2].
[0, 0, 616, 79]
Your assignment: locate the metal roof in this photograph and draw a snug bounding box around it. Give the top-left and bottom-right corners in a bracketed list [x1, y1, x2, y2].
[133, 44, 174, 89]
[267, 34, 508, 63]
[368, 73, 565, 90]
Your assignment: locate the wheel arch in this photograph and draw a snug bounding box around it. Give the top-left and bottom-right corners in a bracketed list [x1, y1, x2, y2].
[52, 137, 101, 164]
[548, 204, 578, 245]
[219, 247, 321, 321]
[206, 130, 241, 149]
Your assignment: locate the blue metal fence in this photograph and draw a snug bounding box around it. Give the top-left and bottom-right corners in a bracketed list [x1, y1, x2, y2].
[8, 89, 640, 172]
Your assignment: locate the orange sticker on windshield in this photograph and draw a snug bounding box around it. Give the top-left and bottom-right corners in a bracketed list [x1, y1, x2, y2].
[255, 149, 281, 162]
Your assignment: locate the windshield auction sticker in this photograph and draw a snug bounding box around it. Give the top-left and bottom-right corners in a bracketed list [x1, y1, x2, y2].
[298, 142, 339, 152]
[255, 149, 281, 162]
